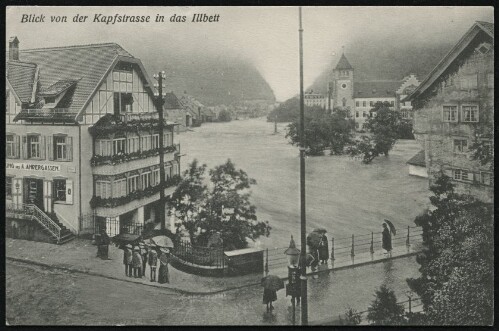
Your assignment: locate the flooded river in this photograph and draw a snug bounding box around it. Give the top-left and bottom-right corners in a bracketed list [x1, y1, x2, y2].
[177, 118, 430, 249]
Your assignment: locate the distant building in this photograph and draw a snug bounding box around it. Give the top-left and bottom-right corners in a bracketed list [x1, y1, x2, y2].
[407, 150, 427, 178]
[163, 92, 190, 131]
[304, 90, 328, 109]
[6, 37, 181, 243]
[406, 21, 494, 202]
[327, 53, 421, 130]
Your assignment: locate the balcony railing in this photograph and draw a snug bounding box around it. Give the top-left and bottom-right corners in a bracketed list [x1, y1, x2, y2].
[90, 175, 182, 208]
[90, 144, 179, 166]
[14, 108, 78, 122]
[120, 112, 158, 123]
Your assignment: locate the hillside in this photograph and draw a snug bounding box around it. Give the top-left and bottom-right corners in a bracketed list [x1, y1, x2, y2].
[139, 52, 276, 106]
[308, 41, 455, 94]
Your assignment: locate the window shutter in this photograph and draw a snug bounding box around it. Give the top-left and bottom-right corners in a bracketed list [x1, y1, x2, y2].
[15, 135, 20, 158]
[47, 136, 53, 161]
[40, 136, 46, 159]
[66, 180, 73, 204]
[67, 137, 73, 161]
[22, 136, 27, 159]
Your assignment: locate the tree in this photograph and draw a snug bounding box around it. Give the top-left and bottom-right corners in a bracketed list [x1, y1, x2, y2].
[338, 307, 362, 325]
[364, 101, 402, 156]
[167, 159, 208, 241]
[324, 109, 355, 155]
[367, 284, 406, 325]
[170, 159, 271, 250]
[267, 97, 300, 122]
[407, 174, 494, 325]
[217, 109, 232, 122]
[345, 135, 379, 164]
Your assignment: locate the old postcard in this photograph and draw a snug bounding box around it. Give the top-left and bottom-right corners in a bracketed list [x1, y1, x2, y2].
[5, 6, 494, 326]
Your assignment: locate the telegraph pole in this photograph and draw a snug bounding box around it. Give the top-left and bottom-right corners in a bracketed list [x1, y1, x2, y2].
[298, 7, 308, 326]
[154, 71, 167, 230]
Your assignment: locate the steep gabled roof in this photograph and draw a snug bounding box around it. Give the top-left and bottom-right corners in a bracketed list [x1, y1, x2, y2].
[17, 43, 136, 117]
[163, 92, 182, 109]
[7, 61, 37, 103]
[335, 53, 353, 70]
[406, 21, 494, 102]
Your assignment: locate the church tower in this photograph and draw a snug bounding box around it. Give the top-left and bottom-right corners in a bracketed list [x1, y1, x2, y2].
[331, 53, 354, 114]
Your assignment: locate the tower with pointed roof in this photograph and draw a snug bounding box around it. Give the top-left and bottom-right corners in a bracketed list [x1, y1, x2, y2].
[331, 52, 354, 113]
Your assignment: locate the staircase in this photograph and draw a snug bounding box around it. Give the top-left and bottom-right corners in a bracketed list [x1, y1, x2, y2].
[6, 203, 75, 245]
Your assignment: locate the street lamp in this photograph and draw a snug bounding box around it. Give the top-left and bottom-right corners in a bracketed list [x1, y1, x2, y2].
[154, 71, 168, 230]
[15, 182, 20, 209]
[284, 235, 301, 325]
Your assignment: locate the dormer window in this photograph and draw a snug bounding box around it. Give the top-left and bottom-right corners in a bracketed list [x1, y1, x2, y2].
[45, 96, 56, 104]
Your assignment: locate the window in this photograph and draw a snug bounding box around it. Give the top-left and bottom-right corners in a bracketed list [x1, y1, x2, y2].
[114, 178, 127, 197]
[355, 122, 359, 129]
[462, 105, 479, 122]
[141, 135, 151, 151]
[401, 110, 409, 119]
[165, 166, 172, 180]
[480, 172, 492, 186]
[390, 101, 394, 107]
[369, 101, 374, 107]
[96, 180, 111, 199]
[363, 101, 366, 107]
[127, 136, 139, 153]
[45, 96, 56, 104]
[54, 136, 67, 160]
[6, 176, 13, 198]
[152, 169, 160, 186]
[113, 137, 126, 155]
[460, 75, 478, 90]
[453, 139, 468, 154]
[356, 111, 359, 118]
[141, 171, 151, 189]
[453, 169, 470, 182]
[127, 175, 139, 193]
[113, 92, 133, 115]
[6, 134, 18, 158]
[487, 73, 494, 88]
[96, 139, 112, 156]
[53, 179, 66, 202]
[442, 105, 458, 122]
[152, 134, 159, 149]
[342, 98, 346, 107]
[27, 135, 41, 159]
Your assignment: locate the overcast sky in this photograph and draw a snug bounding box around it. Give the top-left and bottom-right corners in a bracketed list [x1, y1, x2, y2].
[7, 6, 494, 101]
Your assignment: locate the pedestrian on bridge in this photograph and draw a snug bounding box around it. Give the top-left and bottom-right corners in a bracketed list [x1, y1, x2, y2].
[382, 223, 392, 257]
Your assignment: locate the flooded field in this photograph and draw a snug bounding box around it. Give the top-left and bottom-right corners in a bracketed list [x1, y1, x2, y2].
[177, 118, 430, 249]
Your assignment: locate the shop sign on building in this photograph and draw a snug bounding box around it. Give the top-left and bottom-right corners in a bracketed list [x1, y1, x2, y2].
[6, 162, 61, 172]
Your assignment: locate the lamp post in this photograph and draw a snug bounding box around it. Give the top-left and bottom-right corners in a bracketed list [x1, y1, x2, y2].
[284, 235, 301, 325]
[15, 182, 20, 209]
[153, 71, 167, 230]
[298, 7, 308, 325]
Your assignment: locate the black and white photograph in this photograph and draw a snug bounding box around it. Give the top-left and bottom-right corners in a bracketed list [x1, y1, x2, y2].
[4, 5, 494, 326]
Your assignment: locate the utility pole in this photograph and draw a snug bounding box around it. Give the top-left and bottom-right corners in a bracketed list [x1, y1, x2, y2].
[298, 6, 308, 326]
[154, 71, 167, 230]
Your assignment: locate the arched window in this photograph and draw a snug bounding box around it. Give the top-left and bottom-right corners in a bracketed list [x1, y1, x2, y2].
[342, 98, 347, 107]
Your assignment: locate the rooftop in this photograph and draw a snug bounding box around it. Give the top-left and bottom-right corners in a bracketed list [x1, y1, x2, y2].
[407, 150, 426, 167]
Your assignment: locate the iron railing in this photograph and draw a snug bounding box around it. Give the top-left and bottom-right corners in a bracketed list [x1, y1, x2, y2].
[173, 239, 225, 268]
[6, 202, 62, 242]
[94, 218, 144, 237]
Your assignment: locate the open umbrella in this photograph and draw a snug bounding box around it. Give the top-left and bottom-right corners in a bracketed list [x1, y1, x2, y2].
[151, 235, 175, 249]
[384, 219, 396, 236]
[261, 275, 284, 291]
[312, 228, 327, 234]
[307, 231, 322, 248]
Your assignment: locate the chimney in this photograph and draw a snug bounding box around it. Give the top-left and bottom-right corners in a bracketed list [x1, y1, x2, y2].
[9, 36, 20, 61]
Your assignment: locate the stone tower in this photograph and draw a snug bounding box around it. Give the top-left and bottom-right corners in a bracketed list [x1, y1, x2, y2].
[332, 53, 354, 114]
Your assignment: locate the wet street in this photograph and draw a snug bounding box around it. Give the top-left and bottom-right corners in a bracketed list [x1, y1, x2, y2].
[7, 255, 419, 325]
[178, 118, 430, 248]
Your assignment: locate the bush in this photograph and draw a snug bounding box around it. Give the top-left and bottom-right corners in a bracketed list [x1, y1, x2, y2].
[367, 285, 406, 325]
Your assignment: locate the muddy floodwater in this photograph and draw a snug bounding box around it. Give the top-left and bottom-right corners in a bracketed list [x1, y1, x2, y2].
[178, 118, 430, 249]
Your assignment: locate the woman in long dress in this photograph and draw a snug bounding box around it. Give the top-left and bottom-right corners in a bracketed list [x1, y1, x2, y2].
[382, 223, 392, 256]
[158, 248, 171, 284]
[263, 288, 277, 311]
[318, 234, 329, 264]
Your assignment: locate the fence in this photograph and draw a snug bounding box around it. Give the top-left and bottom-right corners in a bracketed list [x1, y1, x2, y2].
[264, 225, 424, 274]
[93, 217, 144, 237]
[173, 239, 225, 268]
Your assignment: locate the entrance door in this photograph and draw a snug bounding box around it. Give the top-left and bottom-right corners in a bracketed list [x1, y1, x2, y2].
[24, 178, 44, 211]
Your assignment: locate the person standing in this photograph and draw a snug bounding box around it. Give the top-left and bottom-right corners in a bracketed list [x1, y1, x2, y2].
[263, 288, 277, 311]
[132, 246, 143, 278]
[123, 244, 133, 277]
[318, 234, 329, 264]
[98, 229, 111, 260]
[158, 248, 171, 284]
[140, 242, 148, 277]
[382, 223, 392, 257]
[148, 244, 158, 282]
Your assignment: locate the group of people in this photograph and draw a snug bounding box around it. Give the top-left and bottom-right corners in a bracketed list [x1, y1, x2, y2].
[122, 241, 171, 284]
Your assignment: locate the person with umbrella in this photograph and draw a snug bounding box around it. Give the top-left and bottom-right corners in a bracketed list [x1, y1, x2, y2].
[382, 221, 394, 257]
[140, 242, 148, 277]
[123, 244, 133, 277]
[147, 242, 159, 282]
[158, 248, 171, 284]
[132, 246, 143, 278]
[261, 275, 284, 311]
[96, 228, 111, 260]
[307, 231, 321, 270]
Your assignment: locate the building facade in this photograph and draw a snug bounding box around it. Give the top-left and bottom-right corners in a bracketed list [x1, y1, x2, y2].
[6, 38, 181, 242]
[304, 91, 328, 109]
[327, 53, 421, 130]
[406, 21, 494, 202]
